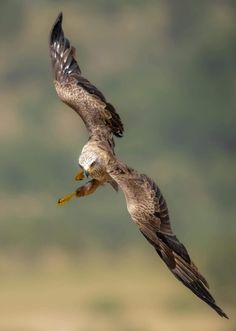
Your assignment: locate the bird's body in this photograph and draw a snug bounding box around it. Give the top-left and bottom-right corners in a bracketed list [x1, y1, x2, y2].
[49, 13, 228, 319]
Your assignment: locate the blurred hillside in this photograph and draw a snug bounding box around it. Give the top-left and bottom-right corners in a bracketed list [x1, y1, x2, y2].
[0, 0, 235, 329]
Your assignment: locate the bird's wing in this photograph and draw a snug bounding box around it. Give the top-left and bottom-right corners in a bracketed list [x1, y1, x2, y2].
[107, 158, 228, 318]
[49, 12, 124, 142]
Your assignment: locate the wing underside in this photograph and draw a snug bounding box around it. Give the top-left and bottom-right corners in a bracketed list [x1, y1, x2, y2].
[107, 159, 228, 318]
[49, 12, 124, 139]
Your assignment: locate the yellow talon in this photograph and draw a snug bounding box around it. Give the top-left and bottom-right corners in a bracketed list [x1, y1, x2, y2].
[74, 169, 85, 181]
[57, 191, 76, 205]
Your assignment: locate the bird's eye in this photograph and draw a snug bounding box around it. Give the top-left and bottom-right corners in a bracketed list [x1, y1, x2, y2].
[90, 161, 96, 167]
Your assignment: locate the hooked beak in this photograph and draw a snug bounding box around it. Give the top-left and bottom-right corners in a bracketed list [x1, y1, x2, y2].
[85, 170, 90, 178]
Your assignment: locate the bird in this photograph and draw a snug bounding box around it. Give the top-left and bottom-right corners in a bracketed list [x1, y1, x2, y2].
[49, 12, 123, 203]
[49, 13, 228, 318]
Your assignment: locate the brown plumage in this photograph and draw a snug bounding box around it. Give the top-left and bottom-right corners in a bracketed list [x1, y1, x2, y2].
[50, 13, 228, 319]
[49, 13, 122, 195]
[105, 156, 228, 319]
[49, 12, 123, 149]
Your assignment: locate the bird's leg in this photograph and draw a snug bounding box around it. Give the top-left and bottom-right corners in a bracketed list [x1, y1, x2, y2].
[58, 168, 85, 205]
[57, 191, 76, 205]
[74, 167, 85, 181]
[57, 179, 100, 205]
[75, 179, 101, 198]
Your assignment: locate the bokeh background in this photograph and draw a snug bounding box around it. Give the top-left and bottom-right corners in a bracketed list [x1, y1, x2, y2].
[0, 1, 235, 330]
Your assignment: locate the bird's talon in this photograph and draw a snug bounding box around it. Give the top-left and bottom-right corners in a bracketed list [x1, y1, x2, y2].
[57, 192, 76, 205]
[75, 169, 85, 181]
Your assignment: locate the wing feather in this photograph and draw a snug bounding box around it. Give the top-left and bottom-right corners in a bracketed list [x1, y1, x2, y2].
[49, 12, 124, 140]
[107, 159, 228, 318]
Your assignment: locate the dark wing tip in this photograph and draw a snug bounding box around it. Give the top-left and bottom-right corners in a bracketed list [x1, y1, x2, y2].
[214, 306, 229, 319]
[55, 12, 63, 25]
[57, 11, 63, 22]
[50, 12, 63, 46]
[140, 224, 229, 319]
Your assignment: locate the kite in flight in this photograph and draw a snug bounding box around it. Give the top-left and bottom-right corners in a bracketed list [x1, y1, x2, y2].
[49, 12, 228, 319]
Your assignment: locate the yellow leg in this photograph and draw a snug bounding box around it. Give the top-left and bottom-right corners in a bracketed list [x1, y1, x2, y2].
[58, 191, 76, 205]
[75, 179, 100, 197]
[57, 180, 101, 206]
[74, 168, 85, 181]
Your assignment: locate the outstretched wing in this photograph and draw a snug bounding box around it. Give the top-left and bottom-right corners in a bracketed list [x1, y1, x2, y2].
[107, 159, 228, 318]
[49, 12, 123, 141]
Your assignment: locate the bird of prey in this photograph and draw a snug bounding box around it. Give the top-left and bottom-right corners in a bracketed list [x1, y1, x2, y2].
[49, 12, 123, 203]
[49, 13, 228, 318]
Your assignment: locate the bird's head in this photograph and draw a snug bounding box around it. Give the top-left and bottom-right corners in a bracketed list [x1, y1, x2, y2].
[78, 151, 103, 178]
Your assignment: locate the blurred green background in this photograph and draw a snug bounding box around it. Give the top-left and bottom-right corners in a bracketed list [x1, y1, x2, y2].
[0, 0, 235, 330]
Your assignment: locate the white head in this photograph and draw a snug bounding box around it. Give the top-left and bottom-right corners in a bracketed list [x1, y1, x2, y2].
[78, 150, 98, 173]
